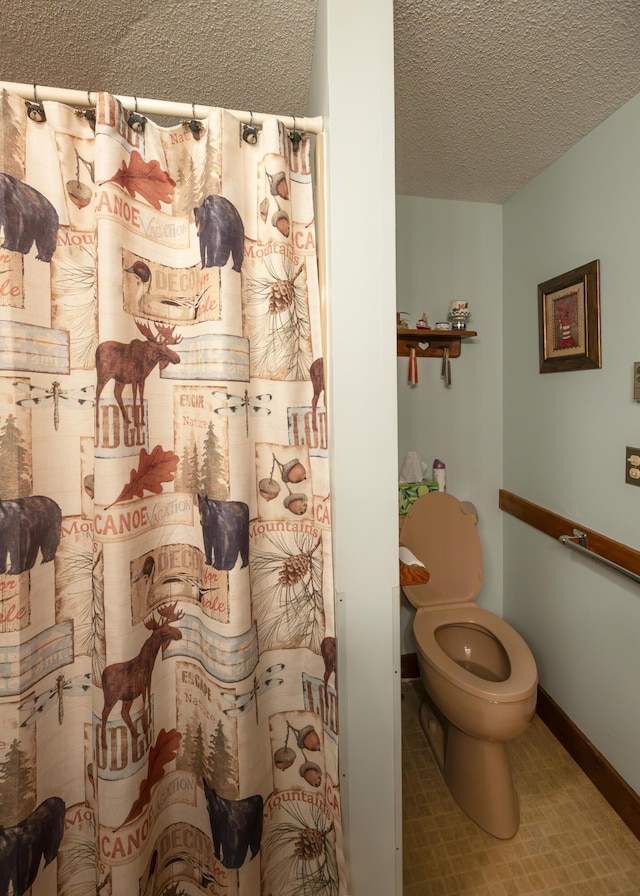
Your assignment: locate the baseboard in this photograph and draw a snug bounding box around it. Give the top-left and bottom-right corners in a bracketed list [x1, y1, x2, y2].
[401, 652, 640, 840]
[536, 685, 640, 840]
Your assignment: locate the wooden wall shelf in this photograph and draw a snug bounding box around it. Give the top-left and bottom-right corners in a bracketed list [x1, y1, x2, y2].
[396, 328, 477, 359]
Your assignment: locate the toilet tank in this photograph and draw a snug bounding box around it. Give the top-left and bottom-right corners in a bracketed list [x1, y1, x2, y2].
[400, 491, 483, 608]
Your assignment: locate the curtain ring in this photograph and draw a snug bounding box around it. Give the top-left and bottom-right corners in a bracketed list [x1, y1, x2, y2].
[127, 97, 146, 133]
[26, 83, 46, 122]
[243, 112, 258, 145]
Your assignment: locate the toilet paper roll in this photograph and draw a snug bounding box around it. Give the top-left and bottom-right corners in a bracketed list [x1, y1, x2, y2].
[399, 545, 431, 585]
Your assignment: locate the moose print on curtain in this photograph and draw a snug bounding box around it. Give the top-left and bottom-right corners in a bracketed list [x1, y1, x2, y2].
[0, 89, 343, 896]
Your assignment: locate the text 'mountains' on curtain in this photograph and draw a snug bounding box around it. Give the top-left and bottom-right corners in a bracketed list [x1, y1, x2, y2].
[0, 88, 344, 896]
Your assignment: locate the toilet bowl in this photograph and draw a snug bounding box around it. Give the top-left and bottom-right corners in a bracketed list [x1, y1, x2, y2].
[400, 491, 537, 839]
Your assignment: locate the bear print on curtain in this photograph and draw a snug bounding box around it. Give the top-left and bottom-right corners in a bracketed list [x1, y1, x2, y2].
[0, 88, 343, 896]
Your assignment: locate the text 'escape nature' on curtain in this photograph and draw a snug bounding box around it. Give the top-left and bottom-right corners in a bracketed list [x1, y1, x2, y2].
[0, 89, 343, 896]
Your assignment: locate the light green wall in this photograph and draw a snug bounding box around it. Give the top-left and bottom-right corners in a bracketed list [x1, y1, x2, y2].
[313, 1, 640, 882]
[396, 197, 503, 652]
[397, 92, 640, 798]
[310, 2, 401, 894]
[503, 92, 640, 794]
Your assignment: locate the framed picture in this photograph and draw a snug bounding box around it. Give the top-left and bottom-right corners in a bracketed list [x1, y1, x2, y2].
[538, 259, 601, 373]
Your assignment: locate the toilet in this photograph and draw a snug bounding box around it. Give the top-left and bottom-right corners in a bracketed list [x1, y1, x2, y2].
[400, 491, 537, 839]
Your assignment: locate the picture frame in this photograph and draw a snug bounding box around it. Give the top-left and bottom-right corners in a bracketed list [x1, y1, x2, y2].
[538, 259, 601, 373]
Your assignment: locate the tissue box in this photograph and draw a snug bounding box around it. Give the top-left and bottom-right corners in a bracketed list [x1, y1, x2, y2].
[398, 480, 439, 515]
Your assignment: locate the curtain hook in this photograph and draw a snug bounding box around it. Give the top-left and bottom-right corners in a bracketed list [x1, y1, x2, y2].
[186, 102, 203, 140]
[290, 115, 302, 152]
[26, 83, 46, 122]
[83, 90, 96, 129]
[127, 97, 146, 133]
[243, 112, 258, 145]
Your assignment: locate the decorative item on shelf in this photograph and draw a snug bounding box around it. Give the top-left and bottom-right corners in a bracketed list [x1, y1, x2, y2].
[448, 300, 471, 330]
[434, 321, 449, 330]
[416, 314, 429, 329]
[397, 310, 410, 329]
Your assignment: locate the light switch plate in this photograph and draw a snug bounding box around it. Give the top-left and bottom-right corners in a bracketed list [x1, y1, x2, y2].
[626, 446, 640, 486]
[634, 363, 640, 400]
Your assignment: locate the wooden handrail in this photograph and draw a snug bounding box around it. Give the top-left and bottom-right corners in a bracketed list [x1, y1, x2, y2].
[499, 489, 640, 580]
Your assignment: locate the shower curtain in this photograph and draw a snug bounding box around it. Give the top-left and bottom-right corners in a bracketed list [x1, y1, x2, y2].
[0, 89, 343, 896]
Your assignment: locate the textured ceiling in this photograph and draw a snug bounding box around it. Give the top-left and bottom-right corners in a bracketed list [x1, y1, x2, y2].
[3, 0, 640, 203]
[394, 0, 640, 202]
[1, 0, 316, 121]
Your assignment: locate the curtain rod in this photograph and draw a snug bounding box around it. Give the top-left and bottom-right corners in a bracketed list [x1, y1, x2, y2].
[0, 80, 323, 134]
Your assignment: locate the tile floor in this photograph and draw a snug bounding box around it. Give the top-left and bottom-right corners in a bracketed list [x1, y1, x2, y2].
[402, 678, 640, 895]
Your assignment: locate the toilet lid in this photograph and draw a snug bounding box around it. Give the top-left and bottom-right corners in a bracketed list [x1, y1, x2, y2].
[400, 491, 483, 608]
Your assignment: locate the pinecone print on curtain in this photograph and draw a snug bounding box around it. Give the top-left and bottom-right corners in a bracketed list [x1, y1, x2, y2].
[0, 88, 343, 896]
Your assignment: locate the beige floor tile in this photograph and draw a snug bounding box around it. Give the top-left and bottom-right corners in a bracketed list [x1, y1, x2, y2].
[401, 679, 640, 894]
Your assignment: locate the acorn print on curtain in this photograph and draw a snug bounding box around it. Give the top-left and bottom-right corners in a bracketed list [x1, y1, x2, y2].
[0, 89, 344, 896]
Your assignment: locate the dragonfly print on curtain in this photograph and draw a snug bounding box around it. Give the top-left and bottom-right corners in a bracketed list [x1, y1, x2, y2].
[0, 89, 343, 896]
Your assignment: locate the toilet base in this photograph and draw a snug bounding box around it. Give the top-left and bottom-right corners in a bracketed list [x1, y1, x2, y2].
[419, 699, 445, 771]
[419, 697, 520, 840]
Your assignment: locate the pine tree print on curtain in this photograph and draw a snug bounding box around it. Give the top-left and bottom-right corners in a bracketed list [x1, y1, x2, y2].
[0, 88, 343, 896]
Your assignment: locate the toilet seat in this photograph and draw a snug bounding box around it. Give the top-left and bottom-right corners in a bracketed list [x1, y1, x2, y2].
[413, 604, 537, 703]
